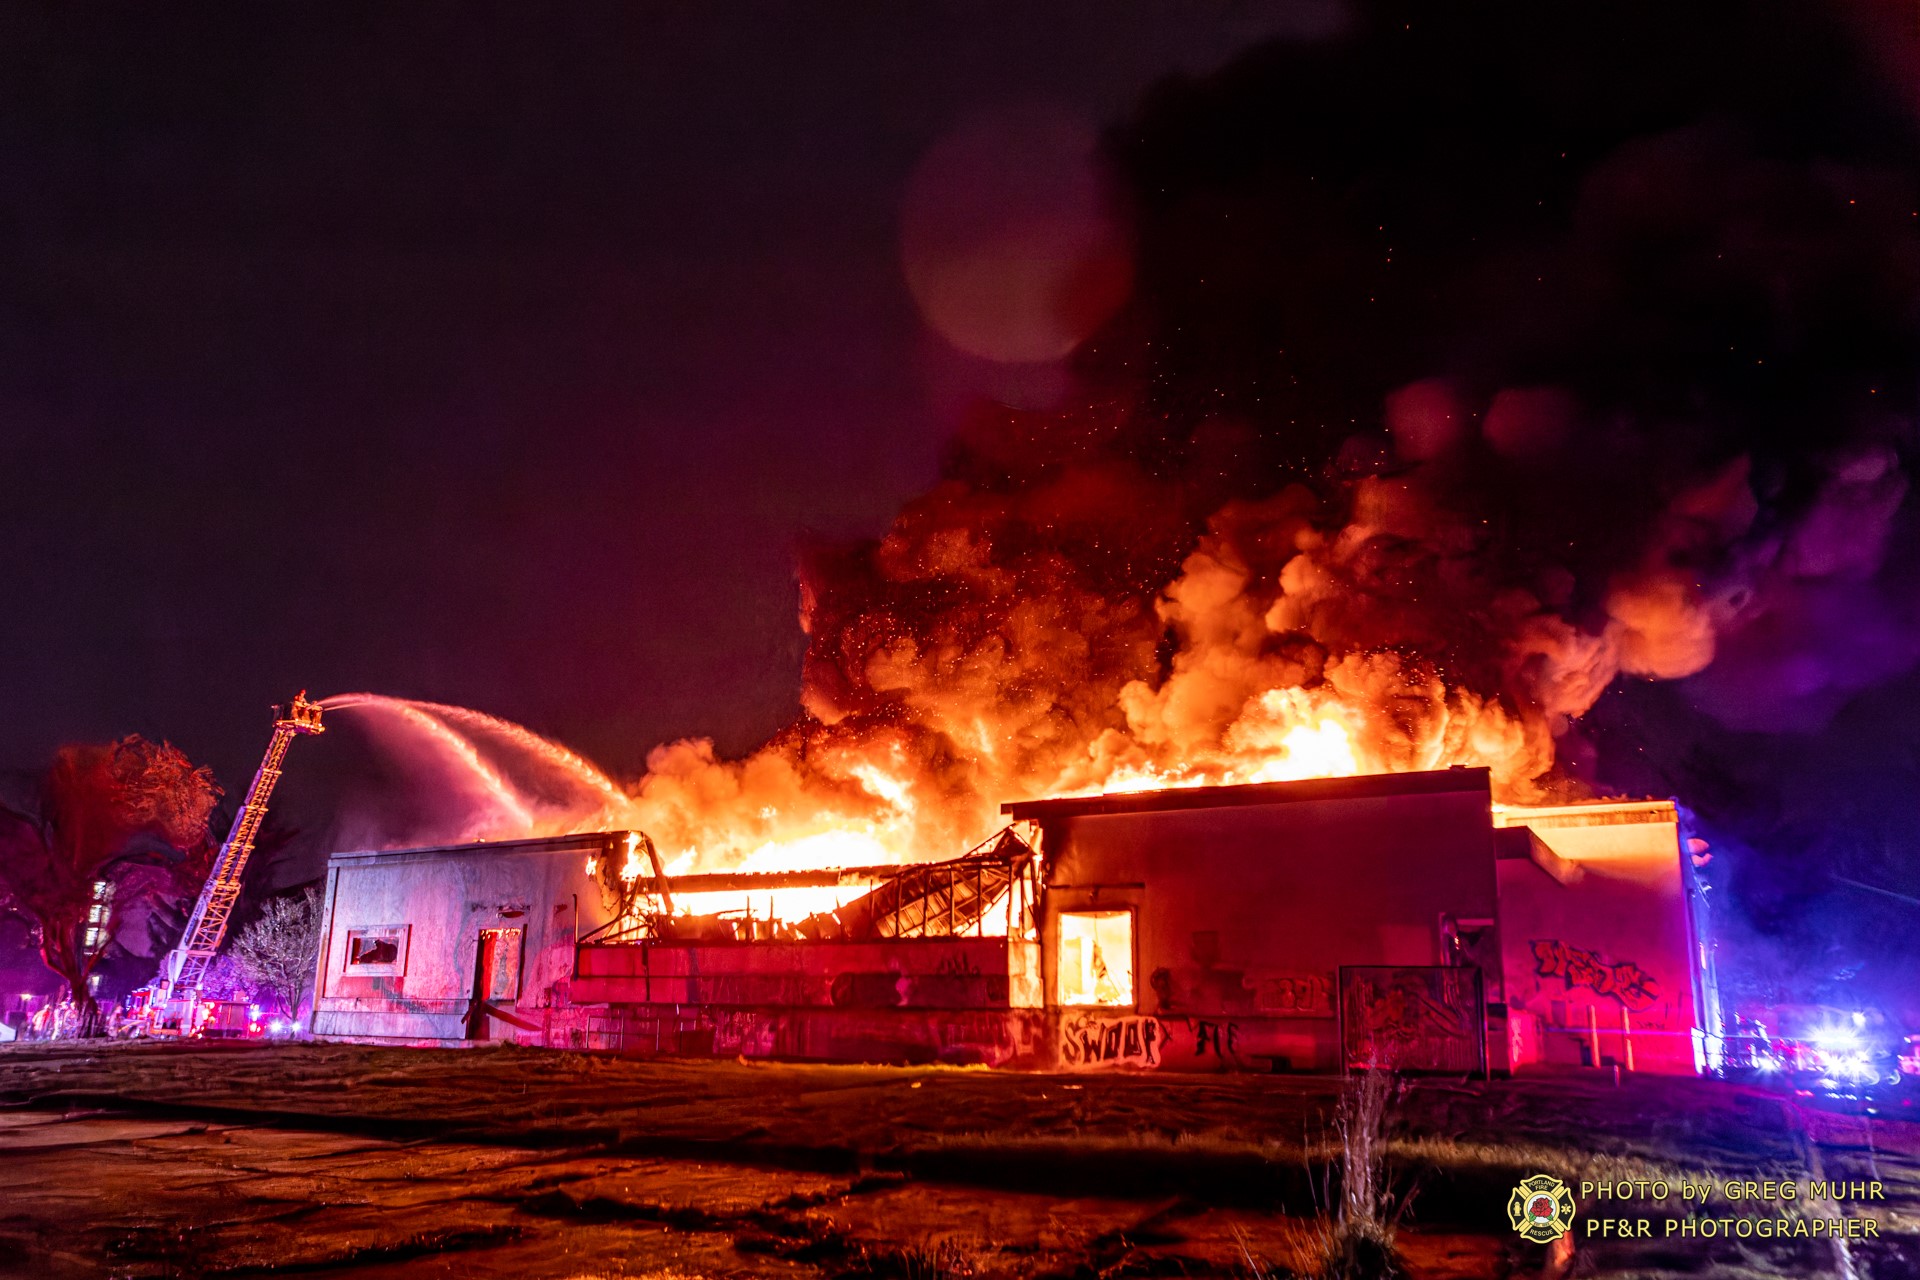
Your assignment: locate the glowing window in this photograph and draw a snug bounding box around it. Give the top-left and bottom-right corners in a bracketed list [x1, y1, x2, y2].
[1056, 910, 1133, 1007]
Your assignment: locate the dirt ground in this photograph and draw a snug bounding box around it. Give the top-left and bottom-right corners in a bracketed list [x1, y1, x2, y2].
[0, 1041, 1913, 1279]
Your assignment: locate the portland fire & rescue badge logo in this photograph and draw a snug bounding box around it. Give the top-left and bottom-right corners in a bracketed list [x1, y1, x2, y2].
[1507, 1173, 1576, 1244]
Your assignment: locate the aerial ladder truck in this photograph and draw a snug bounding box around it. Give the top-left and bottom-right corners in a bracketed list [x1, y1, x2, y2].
[143, 692, 325, 1035]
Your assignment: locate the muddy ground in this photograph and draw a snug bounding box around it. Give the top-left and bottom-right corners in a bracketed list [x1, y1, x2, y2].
[0, 1041, 1912, 1279]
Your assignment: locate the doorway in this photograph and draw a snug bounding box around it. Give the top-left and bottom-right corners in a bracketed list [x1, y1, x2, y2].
[466, 927, 523, 1040]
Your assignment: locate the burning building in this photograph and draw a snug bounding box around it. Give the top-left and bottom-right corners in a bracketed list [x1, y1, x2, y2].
[312, 766, 1718, 1076]
[312, 827, 1049, 1062]
[297, 2, 1919, 1055]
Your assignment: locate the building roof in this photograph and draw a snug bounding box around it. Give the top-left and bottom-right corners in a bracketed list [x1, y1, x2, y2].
[1001, 767, 1491, 821]
[1493, 798, 1678, 829]
[327, 829, 627, 867]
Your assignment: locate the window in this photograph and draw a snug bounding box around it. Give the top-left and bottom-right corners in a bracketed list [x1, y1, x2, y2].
[1057, 910, 1134, 1007]
[342, 926, 408, 977]
[83, 880, 114, 953]
[349, 935, 399, 966]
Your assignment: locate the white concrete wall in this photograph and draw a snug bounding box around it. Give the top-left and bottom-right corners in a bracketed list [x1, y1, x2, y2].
[312, 833, 618, 1044]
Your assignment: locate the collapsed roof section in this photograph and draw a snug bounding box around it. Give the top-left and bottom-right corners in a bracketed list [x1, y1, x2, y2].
[822, 828, 1034, 941]
[581, 826, 1039, 946]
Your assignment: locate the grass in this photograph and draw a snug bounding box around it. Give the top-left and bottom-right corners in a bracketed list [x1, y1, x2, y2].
[1227, 1070, 1407, 1280]
[894, 1239, 979, 1280]
[1306, 1067, 1408, 1280]
[2, 1042, 1907, 1237]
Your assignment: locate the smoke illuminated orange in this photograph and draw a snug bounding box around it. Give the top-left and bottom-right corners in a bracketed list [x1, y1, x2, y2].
[325, 452, 1721, 916]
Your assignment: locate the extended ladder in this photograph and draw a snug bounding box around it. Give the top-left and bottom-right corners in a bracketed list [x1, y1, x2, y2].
[158, 692, 325, 1013]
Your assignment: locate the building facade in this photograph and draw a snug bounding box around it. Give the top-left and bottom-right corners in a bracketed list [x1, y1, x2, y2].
[311, 769, 1718, 1075]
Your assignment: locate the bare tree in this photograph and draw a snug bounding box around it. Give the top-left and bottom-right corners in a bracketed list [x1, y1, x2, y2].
[0, 738, 220, 1034]
[197, 953, 249, 1002]
[230, 887, 322, 1021]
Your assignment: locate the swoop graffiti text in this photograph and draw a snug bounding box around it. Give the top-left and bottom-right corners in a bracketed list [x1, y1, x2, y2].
[1060, 1013, 1162, 1066]
[1058, 1013, 1246, 1068]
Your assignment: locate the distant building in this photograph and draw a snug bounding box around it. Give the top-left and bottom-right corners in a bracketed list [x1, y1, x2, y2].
[312, 768, 1718, 1075]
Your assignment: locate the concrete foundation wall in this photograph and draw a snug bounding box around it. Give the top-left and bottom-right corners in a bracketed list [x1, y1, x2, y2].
[336, 1002, 1048, 1067]
[548, 1004, 1048, 1065]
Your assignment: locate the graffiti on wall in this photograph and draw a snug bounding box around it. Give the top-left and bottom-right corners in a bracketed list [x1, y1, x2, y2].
[1529, 940, 1660, 1011]
[1058, 1012, 1245, 1068]
[1339, 966, 1484, 1073]
[1250, 971, 1334, 1016]
[1190, 1018, 1240, 1061]
[1061, 1012, 1164, 1067]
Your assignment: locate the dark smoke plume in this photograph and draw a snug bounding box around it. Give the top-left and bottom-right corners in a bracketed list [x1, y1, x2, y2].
[786, 2, 1920, 1012]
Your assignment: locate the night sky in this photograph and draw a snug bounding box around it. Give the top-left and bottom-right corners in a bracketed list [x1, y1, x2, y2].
[0, 4, 1329, 798]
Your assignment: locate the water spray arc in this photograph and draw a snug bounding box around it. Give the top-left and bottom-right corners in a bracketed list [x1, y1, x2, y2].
[319, 693, 638, 841]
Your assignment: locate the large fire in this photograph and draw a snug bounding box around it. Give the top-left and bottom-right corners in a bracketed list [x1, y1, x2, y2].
[322, 422, 1823, 927]
[320, 449, 1767, 906]
[316, 12, 1916, 912]
[301, 11, 1915, 978]
[608, 471, 1656, 882]
[326, 486, 1664, 901]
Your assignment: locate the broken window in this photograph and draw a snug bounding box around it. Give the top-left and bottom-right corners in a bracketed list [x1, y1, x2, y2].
[344, 928, 406, 973]
[349, 935, 398, 966]
[1057, 910, 1133, 1007]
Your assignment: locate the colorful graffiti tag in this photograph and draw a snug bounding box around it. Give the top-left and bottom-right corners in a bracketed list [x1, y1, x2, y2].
[1339, 966, 1484, 1073]
[1530, 939, 1660, 1011]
